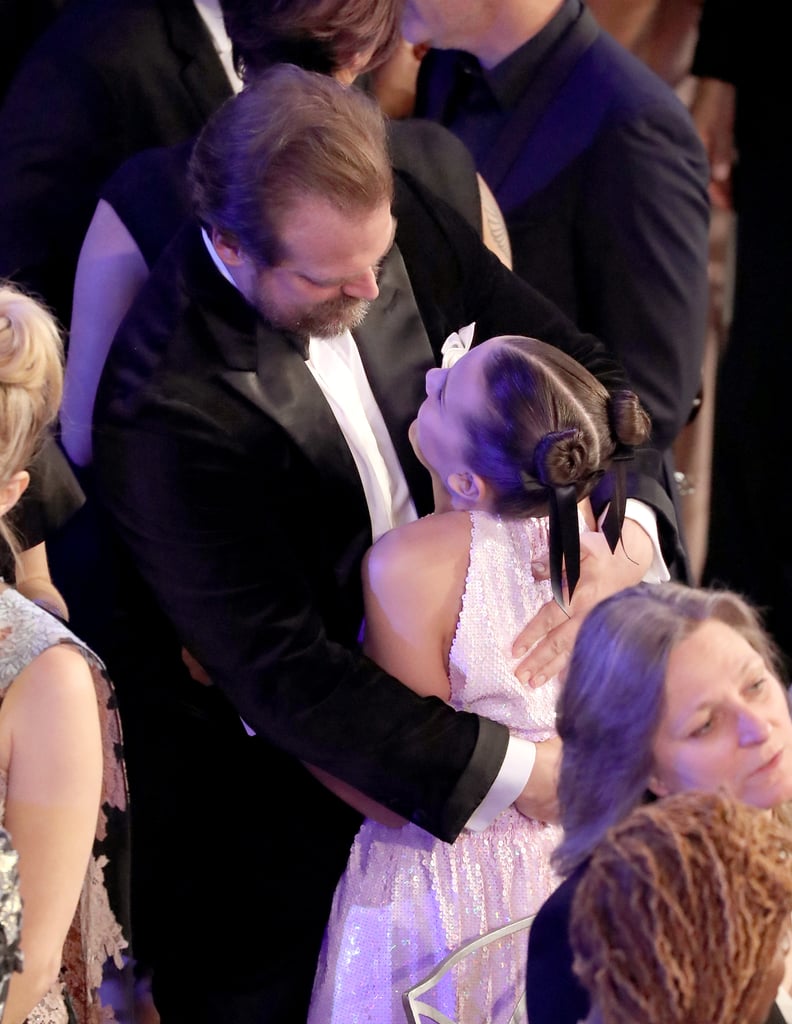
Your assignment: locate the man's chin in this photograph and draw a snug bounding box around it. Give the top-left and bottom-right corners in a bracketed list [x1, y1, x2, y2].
[309, 300, 370, 339]
[255, 297, 370, 339]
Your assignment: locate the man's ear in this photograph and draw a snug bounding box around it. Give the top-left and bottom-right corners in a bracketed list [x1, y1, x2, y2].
[211, 228, 246, 267]
[447, 471, 488, 509]
[0, 470, 30, 517]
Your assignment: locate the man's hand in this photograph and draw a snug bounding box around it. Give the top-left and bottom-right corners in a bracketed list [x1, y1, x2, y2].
[513, 521, 653, 686]
[514, 737, 561, 823]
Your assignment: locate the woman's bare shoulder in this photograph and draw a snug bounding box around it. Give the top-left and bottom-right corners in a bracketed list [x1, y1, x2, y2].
[5, 643, 94, 707]
[365, 511, 473, 579]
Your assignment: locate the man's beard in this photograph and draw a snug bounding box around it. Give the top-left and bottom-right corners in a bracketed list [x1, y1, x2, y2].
[257, 292, 371, 339]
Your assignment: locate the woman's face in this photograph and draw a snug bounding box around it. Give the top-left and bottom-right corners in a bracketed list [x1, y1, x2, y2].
[650, 619, 792, 808]
[411, 339, 492, 493]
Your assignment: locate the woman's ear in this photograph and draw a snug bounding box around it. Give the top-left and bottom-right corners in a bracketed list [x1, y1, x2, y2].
[0, 470, 30, 517]
[447, 471, 488, 509]
[647, 771, 670, 799]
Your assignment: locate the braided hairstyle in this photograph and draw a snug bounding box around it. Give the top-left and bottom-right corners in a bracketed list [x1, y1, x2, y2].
[461, 336, 650, 517]
[0, 283, 64, 564]
[570, 791, 792, 1024]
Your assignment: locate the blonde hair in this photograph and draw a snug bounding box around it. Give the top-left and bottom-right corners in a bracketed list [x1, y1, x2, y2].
[0, 283, 64, 563]
[571, 791, 792, 1024]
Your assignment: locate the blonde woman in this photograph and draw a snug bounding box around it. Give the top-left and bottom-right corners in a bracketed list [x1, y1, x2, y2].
[0, 283, 127, 1024]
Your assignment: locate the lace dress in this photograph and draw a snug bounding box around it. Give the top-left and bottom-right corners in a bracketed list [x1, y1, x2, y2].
[0, 827, 22, 1019]
[0, 588, 128, 1024]
[309, 511, 570, 1023]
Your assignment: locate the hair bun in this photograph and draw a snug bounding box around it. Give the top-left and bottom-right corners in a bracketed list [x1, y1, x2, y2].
[608, 390, 651, 447]
[534, 428, 593, 487]
[0, 313, 38, 389]
[0, 283, 63, 469]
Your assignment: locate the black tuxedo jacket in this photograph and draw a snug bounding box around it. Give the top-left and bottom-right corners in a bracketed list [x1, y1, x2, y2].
[93, 173, 678, 1004]
[0, 0, 232, 322]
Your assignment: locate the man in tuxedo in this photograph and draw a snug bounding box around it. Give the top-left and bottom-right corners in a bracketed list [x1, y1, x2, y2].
[94, 65, 677, 1022]
[407, 0, 710, 574]
[0, 0, 234, 324]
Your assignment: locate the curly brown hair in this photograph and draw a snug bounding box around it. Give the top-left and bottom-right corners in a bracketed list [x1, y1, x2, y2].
[571, 791, 792, 1024]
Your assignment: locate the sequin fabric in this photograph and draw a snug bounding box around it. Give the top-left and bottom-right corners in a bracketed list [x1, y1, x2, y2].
[0, 588, 128, 1024]
[309, 511, 575, 1023]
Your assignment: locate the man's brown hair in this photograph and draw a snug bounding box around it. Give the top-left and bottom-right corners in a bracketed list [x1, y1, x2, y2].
[189, 64, 394, 268]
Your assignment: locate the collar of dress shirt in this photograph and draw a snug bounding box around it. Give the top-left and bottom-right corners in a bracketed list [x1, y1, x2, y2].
[201, 227, 239, 286]
[470, 0, 582, 110]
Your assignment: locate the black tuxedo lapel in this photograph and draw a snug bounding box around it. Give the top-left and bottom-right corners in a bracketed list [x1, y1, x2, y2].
[222, 320, 374, 589]
[213, 238, 436, 518]
[224, 324, 363, 497]
[178, 224, 363, 502]
[161, 0, 233, 122]
[353, 244, 436, 514]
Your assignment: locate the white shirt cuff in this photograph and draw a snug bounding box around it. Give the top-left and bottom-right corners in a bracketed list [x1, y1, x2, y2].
[599, 498, 670, 584]
[465, 736, 537, 832]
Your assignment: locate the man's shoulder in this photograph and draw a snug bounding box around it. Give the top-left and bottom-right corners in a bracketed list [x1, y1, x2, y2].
[97, 224, 254, 424]
[582, 31, 696, 125]
[561, 35, 705, 174]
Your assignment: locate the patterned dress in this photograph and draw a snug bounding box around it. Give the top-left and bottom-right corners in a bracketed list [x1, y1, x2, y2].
[0, 827, 22, 1019]
[309, 511, 572, 1023]
[0, 587, 128, 1024]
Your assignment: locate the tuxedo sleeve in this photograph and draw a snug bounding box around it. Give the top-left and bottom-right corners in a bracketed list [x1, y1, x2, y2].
[96, 388, 508, 844]
[393, 169, 630, 395]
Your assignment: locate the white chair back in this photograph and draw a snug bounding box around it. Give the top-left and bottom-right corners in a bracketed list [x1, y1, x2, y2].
[402, 914, 535, 1024]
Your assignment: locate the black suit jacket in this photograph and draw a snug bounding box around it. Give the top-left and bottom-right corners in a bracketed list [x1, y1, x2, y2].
[415, 0, 709, 458]
[527, 864, 786, 1024]
[0, 0, 232, 322]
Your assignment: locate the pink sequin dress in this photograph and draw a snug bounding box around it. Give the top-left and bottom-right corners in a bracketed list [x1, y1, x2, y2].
[308, 511, 568, 1023]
